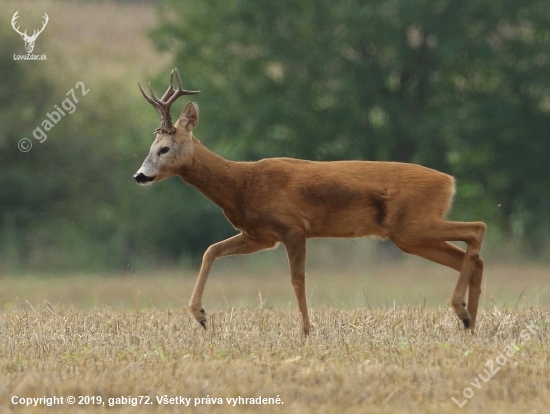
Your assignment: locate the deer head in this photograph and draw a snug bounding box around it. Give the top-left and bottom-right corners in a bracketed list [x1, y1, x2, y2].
[12, 11, 49, 54]
[134, 69, 200, 185]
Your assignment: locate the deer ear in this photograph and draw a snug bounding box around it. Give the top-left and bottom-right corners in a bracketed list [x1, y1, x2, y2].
[179, 102, 199, 132]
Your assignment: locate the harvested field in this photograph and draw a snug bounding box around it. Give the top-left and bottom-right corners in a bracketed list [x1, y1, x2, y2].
[1, 260, 549, 412]
[1, 305, 549, 413]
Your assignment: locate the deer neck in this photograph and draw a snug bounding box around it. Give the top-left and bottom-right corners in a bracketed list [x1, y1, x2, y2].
[177, 137, 242, 212]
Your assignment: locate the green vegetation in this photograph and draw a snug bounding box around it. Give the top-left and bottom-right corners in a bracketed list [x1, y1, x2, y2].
[153, 0, 550, 254]
[0, 0, 549, 273]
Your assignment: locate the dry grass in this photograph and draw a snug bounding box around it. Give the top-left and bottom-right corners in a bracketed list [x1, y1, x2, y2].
[0, 306, 549, 413]
[1, 260, 550, 413]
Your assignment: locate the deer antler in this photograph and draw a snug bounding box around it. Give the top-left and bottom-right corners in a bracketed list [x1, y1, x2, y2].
[11, 11, 48, 41]
[29, 13, 49, 41]
[138, 69, 200, 134]
[11, 11, 27, 38]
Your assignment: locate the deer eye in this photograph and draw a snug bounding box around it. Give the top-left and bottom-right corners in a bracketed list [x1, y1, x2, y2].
[159, 146, 170, 155]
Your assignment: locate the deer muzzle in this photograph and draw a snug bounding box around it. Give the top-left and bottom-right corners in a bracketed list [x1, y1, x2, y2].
[133, 172, 155, 185]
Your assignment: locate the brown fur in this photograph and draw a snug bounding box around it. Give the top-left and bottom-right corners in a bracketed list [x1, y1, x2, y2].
[135, 98, 486, 336]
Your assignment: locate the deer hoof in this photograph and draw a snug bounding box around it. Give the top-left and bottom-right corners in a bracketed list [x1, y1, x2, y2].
[199, 308, 207, 329]
[189, 305, 207, 328]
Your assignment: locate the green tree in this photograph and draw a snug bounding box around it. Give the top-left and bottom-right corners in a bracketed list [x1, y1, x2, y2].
[153, 0, 550, 254]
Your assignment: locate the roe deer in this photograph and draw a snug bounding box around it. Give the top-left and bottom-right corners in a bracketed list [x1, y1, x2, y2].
[134, 69, 486, 335]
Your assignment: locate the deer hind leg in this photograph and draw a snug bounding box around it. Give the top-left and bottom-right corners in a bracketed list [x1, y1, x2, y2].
[282, 231, 310, 336]
[467, 257, 484, 329]
[189, 232, 277, 329]
[392, 220, 486, 329]
[394, 240, 485, 330]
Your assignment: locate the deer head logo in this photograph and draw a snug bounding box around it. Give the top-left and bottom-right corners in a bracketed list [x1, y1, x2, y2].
[11, 11, 49, 54]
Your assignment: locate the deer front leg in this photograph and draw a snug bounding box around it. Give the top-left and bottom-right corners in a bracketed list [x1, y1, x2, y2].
[189, 232, 277, 328]
[283, 231, 310, 336]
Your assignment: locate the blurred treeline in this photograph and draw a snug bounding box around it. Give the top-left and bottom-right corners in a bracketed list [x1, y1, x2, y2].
[1, 0, 549, 273]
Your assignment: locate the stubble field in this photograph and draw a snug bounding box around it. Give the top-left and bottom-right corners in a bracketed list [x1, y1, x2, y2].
[1, 256, 550, 413]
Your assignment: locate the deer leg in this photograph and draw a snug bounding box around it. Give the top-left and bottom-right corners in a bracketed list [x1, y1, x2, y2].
[392, 220, 485, 329]
[283, 232, 310, 336]
[394, 241, 484, 329]
[451, 222, 485, 328]
[467, 257, 484, 330]
[189, 232, 277, 328]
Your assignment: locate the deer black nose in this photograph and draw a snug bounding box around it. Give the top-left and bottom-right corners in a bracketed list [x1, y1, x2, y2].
[133, 172, 154, 184]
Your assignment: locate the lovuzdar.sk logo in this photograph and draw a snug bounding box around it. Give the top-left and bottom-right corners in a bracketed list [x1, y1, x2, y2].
[11, 10, 48, 61]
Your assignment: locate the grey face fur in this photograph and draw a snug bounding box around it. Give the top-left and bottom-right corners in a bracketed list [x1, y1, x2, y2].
[133, 102, 199, 185]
